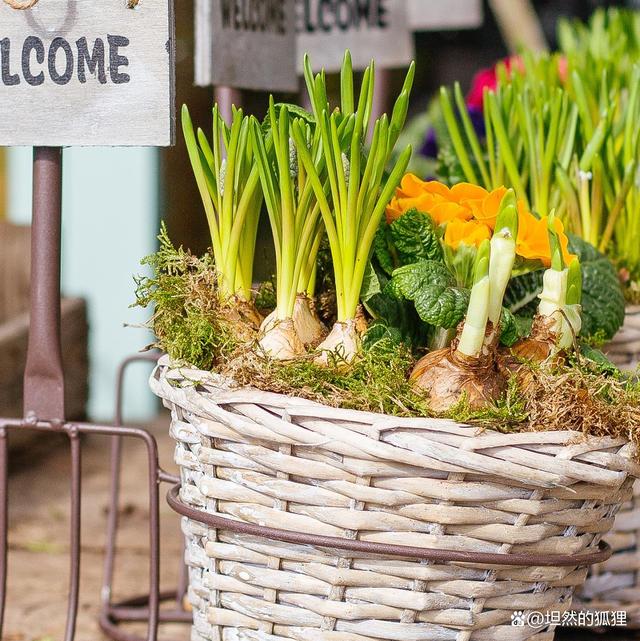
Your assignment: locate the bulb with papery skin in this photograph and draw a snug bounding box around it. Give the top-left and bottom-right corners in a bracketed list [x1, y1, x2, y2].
[293, 294, 326, 347]
[258, 319, 305, 360]
[411, 326, 506, 412]
[314, 319, 361, 366]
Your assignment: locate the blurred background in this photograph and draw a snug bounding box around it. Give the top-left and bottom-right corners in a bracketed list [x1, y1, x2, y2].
[0, 0, 633, 424]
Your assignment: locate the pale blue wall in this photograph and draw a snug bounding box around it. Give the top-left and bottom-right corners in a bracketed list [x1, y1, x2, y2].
[7, 147, 159, 422]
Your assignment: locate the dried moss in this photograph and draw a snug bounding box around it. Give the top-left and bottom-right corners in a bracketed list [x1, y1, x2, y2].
[133, 224, 241, 370]
[519, 356, 640, 448]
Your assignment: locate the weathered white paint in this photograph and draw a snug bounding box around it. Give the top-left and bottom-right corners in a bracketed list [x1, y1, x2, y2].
[408, 0, 483, 31]
[297, 0, 414, 72]
[197, 0, 297, 91]
[0, 0, 174, 146]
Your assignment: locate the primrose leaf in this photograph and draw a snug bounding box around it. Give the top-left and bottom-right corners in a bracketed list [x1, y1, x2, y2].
[390, 260, 453, 300]
[570, 235, 625, 341]
[389, 209, 443, 265]
[262, 103, 314, 133]
[413, 285, 469, 328]
[362, 322, 404, 351]
[390, 261, 467, 329]
[360, 262, 382, 301]
[578, 343, 619, 375]
[373, 224, 396, 276]
[499, 308, 520, 347]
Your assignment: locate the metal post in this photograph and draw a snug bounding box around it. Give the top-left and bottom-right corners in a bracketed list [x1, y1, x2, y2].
[23, 147, 65, 421]
[214, 86, 242, 122]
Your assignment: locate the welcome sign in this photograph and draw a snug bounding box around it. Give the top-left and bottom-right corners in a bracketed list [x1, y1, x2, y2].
[197, 0, 297, 91]
[0, 0, 174, 146]
[296, 0, 413, 72]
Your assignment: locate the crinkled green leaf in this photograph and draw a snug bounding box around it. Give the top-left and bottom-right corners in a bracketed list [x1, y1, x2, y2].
[390, 260, 453, 299]
[373, 224, 396, 276]
[373, 210, 442, 276]
[578, 343, 619, 374]
[389, 209, 443, 265]
[390, 260, 468, 329]
[262, 103, 314, 132]
[360, 261, 383, 301]
[413, 285, 469, 328]
[499, 308, 520, 347]
[362, 322, 404, 351]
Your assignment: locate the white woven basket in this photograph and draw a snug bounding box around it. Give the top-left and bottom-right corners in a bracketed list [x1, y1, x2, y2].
[605, 305, 640, 371]
[151, 357, 638, 641]
[575, 481, 640, 626]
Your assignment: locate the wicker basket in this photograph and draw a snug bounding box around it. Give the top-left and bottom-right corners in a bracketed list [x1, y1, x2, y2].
[575, 481, 640, 626]
[604, 305, 640, 371]
[152, 357, 639, 641]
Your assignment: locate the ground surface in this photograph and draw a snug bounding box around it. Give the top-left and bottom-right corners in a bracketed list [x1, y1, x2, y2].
[2, 415, 638, 641]
[3, 414, 188, 641]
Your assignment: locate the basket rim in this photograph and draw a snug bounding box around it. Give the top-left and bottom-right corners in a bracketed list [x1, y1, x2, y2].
[152, 355, 634, 447]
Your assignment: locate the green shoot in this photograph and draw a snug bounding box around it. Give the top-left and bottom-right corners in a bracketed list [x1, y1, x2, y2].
[458, 239, 491, 358]
[488, 189, 518, 327]
[297, 52, 414, 323]
[181, 104, 262, 303]
[250, 100, 324, 322]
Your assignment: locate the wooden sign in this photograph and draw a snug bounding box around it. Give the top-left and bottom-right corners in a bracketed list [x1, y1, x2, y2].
[197, 0, 297, 92]
[408, 0, 483, 31]
[296, 0, 414, 73]
[0, 0, 174, 146]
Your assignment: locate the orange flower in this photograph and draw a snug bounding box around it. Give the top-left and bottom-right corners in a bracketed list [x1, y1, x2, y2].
[516, 212, 575, 267]
[444, 218, 492, 249]
[386, 175, 479, 224]
[460, 186, 508, 229]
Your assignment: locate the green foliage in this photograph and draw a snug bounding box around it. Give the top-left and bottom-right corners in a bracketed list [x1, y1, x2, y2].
[389, 261, 469, 329]
[133, 224, 240, 371]
[499, 308, 520, 347]
[360, 262, 430, 348]
[504, 234, 625, 340]
[375, 210, 442, 276]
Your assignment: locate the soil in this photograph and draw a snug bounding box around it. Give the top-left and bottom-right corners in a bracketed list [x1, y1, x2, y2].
[1, 414, 637, 641]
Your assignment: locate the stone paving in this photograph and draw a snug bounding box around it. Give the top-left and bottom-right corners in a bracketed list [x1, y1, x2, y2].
[2, 414, 637, 641]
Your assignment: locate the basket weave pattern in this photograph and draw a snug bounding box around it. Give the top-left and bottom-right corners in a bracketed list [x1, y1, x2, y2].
[605, 305, 640, 371]
[577, 482, 640, 625]
[152, 359, 638, 641]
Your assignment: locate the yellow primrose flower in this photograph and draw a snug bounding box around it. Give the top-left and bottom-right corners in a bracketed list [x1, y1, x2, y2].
[444, 218, 492, 249]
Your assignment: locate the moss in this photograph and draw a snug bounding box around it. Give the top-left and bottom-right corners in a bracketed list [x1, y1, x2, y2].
[227, 338, 433, 417]
[133, 224, 241, 371]
[446, 376, 529, 431]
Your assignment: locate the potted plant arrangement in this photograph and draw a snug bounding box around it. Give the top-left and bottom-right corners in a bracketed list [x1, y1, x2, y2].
[428, 9, 640, 371]
[418, 7, 640, 627]
[139, 52, 639, 640]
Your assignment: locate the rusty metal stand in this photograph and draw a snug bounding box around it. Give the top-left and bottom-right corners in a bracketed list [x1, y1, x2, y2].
[99, 351, 191, 641]
[0, 147, 178, 641]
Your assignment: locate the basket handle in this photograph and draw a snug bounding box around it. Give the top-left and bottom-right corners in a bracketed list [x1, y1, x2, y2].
[167, 483, 611, 568]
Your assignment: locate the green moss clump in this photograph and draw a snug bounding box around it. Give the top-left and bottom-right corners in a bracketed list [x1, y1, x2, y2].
[446, 376, 529, 432]
[133, 224, 240, 371]
[227, 338, 433, 418]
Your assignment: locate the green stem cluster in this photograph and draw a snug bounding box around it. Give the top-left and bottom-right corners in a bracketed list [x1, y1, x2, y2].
[250, 99, 324, 321]
[440, 44, 640, 276]
[182, 104, 262, 303]
[296, 52, 414, 322]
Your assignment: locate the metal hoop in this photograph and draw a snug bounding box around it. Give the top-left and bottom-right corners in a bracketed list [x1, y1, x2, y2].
[167, 483, 613, 568]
